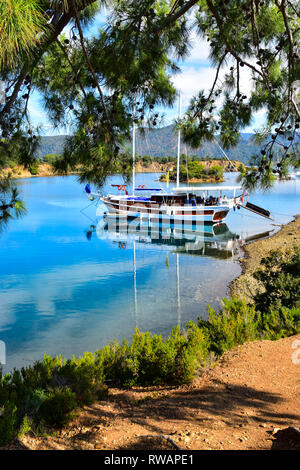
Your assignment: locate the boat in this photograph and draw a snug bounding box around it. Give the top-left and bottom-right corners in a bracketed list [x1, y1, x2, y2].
[85, 91, 273, 224]
[97, 185, 245, 224]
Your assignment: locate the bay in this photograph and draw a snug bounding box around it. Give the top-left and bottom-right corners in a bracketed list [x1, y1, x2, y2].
[0, 172, 299, 372]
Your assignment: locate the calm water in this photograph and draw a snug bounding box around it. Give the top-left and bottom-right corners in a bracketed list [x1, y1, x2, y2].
[0, 173, 299, 371]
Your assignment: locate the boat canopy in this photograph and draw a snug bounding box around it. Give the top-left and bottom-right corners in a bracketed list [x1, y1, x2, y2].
[172, 186, 242, 192]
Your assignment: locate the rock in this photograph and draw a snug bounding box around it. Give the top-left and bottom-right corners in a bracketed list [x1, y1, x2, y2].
[272, 427, 300, 450]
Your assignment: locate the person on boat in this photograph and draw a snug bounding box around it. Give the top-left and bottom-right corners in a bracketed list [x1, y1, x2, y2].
[190, 195, 196, 206]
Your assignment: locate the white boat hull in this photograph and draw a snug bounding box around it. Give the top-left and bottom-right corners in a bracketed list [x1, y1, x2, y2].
[100, 196, 230, 223]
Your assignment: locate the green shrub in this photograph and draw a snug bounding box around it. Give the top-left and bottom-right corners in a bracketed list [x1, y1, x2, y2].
[18, 415, 32, 438]
[171, 322, 209, 383]
[253, 246, 300, 312]
[257, 306, 300, 340]
[0, 352, 107, 442]
[96, 324, 209, 387]
[0, 402, 17, 446]
[29, 161, 39, 175]
[43, 154, 61, 165]
[38, 387, 77, 428]
[54, 352, 105, 405]
[198, 297, 259, 355]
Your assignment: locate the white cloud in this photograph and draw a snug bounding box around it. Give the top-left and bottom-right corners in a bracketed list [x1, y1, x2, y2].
[185, 31, 211, 62]
[171, 66, 218, 110]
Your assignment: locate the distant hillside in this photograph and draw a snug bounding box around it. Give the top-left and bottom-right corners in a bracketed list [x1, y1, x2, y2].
[36, 127, 262, 165]
[35, 135, 68, 158]
[135, 126, 259, 165]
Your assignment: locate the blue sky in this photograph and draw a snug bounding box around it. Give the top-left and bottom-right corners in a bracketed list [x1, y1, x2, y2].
[29, 10, 266, 136]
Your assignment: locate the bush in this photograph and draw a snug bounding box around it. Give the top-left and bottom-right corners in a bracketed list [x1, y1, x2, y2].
[253, 246, 300, 312]
[53, 352, 106, 405]
[257, 306, 300, 340]
[0, 352, 107, 444]
[43, 154, 61, 165]
[18, 415, 32, 438]
[38, 387, 77, 428]
[0, 402, 17, 446]
[29, 161, 39, 175]
[96, 324, 209, 387]
[198, 297, 259, 355]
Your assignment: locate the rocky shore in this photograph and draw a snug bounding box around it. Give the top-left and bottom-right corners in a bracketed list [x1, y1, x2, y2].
[1, 162, 168, 179]
[230, 214, 300, 302]
[0, 163, 72, 179]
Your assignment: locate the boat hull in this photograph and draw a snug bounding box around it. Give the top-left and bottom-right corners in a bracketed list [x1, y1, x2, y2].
[100, 196, 230, 223]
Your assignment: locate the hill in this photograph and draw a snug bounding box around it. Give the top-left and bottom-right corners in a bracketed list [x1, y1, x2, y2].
[35, 135, 68, 159]
[134, 126, 259, 165]
[36, 127, 261, 165]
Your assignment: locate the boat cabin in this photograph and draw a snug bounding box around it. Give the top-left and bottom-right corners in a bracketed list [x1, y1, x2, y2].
[149, 194, 218, 206]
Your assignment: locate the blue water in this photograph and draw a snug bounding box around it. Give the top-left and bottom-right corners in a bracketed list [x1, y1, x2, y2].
[0, 173, 299, 372]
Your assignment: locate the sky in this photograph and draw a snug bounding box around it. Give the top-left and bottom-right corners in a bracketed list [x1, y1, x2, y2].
[28, 9, 266, 136]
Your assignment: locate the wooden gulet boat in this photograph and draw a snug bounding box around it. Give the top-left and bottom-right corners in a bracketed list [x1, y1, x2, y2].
[98, 186, 244, 224]
[85, 92, 271, 224]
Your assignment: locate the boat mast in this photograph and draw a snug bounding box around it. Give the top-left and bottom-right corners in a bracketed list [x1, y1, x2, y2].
[176, 90, 182, 188]
[132, 102, 136, 196]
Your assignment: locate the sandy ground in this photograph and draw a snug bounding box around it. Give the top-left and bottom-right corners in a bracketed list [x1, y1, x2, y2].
[3, 216, 300, 451]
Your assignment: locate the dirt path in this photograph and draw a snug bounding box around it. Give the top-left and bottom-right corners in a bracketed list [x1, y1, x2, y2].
[14, 334, 299, 451]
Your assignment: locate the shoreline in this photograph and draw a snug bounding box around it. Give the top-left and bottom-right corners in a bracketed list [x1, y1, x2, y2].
[160, 176, 225, 183]
[230, 214, 300, 302]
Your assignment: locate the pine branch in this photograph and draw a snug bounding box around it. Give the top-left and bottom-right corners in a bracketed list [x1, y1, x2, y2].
[0, 0, 98, 119]
[70, 0, 111, 131]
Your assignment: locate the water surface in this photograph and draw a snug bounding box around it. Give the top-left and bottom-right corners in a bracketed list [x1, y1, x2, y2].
[0, 173, 299, 371]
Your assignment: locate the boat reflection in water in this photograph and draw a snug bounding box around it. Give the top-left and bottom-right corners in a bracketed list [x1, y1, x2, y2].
[85, 215, 273, 330]
[93, 214, 241, 259]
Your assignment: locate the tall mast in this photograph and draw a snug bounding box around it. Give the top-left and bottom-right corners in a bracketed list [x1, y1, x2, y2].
[176, 90, 182, 188]
[132, 102, 136, 196]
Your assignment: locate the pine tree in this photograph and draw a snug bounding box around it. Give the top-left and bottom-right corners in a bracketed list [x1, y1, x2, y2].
[0, 1, 299, 226]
